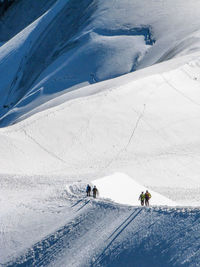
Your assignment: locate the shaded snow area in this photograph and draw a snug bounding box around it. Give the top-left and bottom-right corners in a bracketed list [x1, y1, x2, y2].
[1, 175, 200, 267]
[1, 0, 200, 266]
[1, 0, 200, 123]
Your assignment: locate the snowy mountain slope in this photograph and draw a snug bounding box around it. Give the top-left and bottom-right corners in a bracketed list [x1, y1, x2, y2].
[1, 178, 200, 267]
[0, 52, 200, 192]
[0, 0, 58, 41]
[1, 0, 200, 124]
[1, 1, 200, 266]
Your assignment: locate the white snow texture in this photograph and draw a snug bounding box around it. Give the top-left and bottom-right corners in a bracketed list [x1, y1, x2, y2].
[0, 0, 200, 266]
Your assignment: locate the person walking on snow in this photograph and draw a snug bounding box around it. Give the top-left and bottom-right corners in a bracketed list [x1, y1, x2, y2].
[86, 184, 91, 196]
[144, 190, 151, 206]
[92, 186, 98, 198]
[139, 192, 145, 206]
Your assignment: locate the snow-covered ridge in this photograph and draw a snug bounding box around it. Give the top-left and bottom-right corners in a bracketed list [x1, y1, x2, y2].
[1, 173, 199, 266]
[93, 173, 176, 206]
[1, 0, 200, 125]
[1, 1, 200, 266]
[2, 177, 200, 267]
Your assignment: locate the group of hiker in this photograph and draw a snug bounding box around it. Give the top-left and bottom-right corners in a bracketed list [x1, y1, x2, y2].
[138, 190, 151, 206]
[86, 184, 98, 198]
[86, 185, 152, 206]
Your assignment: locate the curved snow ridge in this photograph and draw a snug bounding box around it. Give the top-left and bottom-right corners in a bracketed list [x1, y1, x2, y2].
[93, 172, 176, 206]
[5, 199, 200, 267]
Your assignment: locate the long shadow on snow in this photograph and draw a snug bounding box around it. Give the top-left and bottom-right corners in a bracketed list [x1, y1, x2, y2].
[5, 199, 92, 267]
[94, 27, 155, 72]
[94, 27, 155, 45]
[5, 203, 200, 267]
[93, 207, 200, 267]
[94, 209, 143, 266]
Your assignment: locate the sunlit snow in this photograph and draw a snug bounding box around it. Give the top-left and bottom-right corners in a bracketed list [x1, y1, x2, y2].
[93, 173, 176, 206]
[0, 0, 200, 266]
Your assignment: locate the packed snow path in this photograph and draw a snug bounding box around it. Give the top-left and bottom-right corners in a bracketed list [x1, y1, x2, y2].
[2, 182, 200, 267]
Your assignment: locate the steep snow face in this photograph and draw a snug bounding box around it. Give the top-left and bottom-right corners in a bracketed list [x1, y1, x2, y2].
[0, 0, 15, 17]
[0, 0, 58, 41]
[1, 0, 200, 124]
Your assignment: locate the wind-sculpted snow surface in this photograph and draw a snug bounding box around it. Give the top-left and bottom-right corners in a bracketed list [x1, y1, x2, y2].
[1, 0, 200, 123]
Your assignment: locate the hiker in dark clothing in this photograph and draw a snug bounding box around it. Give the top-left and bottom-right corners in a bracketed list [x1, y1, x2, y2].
[86, 184, 91, 197]
[92, 186, 98, 198]
[138, 192, 145, 206]
[144, 190, 151, 206]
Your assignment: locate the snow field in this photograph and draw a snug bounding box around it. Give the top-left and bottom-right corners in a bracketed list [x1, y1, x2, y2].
[1, 175, 199, 267]
[0, 55, 200, 194]
[0, 52, 200, 267]
[0, 0, 200, 266]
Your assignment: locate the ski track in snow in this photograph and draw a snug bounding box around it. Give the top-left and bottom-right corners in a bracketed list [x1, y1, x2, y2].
[104, 104, 146, 170]
[22, 129, 67, 164]
[161, 74, 200, 107]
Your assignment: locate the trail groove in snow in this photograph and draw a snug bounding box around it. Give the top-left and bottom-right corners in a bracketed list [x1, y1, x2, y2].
[104, 104, 146, 169]
[161, 74, 200, 107]
[22, 129, 67, 164]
